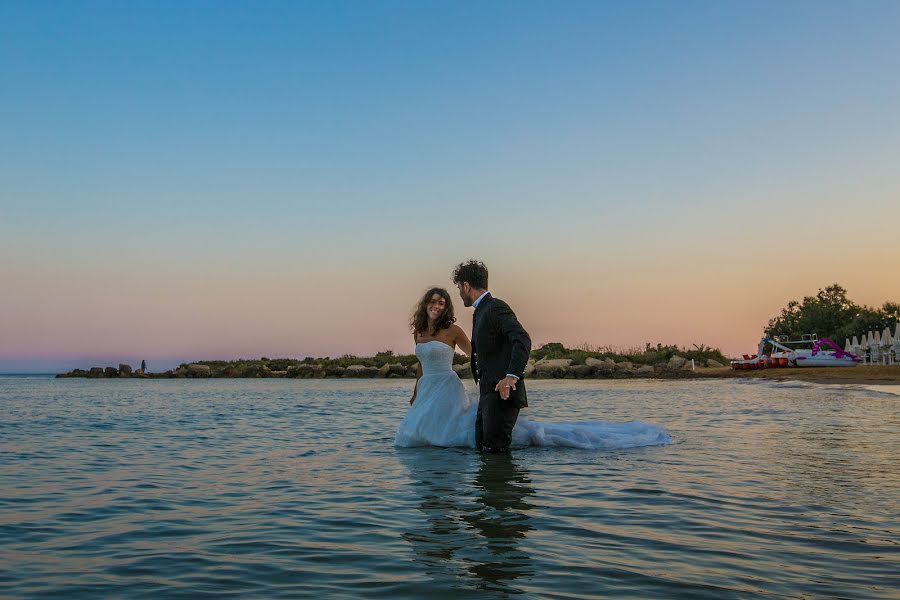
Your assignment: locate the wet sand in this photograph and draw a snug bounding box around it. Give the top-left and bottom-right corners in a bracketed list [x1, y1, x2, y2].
[698, 365, 900, 385]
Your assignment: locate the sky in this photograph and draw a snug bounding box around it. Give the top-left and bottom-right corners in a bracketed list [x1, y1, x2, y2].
[2, 1, 899, 372]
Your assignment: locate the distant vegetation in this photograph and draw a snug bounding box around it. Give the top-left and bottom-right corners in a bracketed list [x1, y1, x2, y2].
[765, 284, 899, 342]
[530, 342, 729, 366]
[182, 342, 729, 372]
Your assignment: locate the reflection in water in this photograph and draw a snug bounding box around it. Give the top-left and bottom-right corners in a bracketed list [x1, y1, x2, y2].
[400, 450, 535, 595]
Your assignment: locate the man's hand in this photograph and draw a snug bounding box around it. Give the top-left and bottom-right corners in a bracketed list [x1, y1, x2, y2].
[495, 376, 518, 401]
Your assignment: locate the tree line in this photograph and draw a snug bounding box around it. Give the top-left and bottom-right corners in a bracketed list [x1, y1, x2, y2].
[765, 284, 899, 343]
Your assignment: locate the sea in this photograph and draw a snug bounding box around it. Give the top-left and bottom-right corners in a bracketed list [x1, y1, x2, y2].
[1, 376, 898, 599]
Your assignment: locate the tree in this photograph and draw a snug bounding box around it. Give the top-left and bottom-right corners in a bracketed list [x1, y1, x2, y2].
[765, 284, 899, 342]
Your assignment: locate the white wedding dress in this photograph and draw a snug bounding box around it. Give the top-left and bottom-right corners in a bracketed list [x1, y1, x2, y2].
[394, 341, 672, 450]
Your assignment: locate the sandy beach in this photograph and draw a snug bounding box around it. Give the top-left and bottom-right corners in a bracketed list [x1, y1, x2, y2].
[700, 364, 900, 386]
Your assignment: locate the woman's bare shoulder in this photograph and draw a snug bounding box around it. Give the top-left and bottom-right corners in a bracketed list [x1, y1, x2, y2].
[449, 323, 467, 336]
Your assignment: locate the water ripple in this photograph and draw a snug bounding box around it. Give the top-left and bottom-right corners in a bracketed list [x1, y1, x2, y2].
[1, 377, 898, 598]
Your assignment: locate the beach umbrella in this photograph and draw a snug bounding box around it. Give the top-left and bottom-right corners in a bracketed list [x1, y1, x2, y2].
[883, 327, 893, 347]
[852, 335, 859, 347]
[844, 338, 851, 352]
[895, 326, 900, 361]
[875, 330, 882, 346]
[861, 335, 869, 350]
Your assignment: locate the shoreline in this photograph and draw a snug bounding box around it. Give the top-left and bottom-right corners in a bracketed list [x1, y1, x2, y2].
[695, 365, 900, 386]
[54, 361, 900, 385]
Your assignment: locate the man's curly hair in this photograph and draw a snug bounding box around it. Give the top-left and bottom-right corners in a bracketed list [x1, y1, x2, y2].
[452, 260, 489, 290]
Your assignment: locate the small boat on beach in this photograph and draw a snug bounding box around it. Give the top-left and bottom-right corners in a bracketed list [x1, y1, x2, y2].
[731, 335, 862, 370]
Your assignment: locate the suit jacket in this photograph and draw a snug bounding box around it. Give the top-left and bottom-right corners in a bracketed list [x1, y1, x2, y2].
[471, 293, 532, 408]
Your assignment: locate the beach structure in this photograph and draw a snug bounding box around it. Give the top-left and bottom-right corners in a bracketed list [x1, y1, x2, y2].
[870, 331, 882, 364]
[883, 327, 895, 365]
[731, 335, 861, 369]
[895, 324, 900, 365]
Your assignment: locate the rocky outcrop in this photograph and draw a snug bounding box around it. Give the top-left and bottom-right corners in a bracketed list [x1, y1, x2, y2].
[56, 352, 719, 381]
[325, 365, 346, 378]
[344, 365, 378, 378]
[706, 359, 725, 368]
[453, 362, 472, 379]
[187, 364, 212, 378]
[535, 358, 572, 378]
[567, 364, 593, 379]
[667, 355, 688, 370]
[524, 360, 536, 378]
[287, 364, 325, 378]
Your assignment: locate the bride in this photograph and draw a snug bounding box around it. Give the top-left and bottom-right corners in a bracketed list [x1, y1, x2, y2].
[394, 288, 672, 450]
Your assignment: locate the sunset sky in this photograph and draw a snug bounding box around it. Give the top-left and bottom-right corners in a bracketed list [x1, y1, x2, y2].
[2, 1, 899, 372]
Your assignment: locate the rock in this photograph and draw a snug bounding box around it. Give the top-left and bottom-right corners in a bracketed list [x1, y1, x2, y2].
[187, 364, 212, 378]
[524, 360, 536, 378]
[706, 359, 724, 368]
[681, 359, 696, 371]
[270, 370, 288, 377]
[344, 365, 378, 378]
[104, 366, 119, 377]
[405, 364, 419, 377]
[388, 363, 408, 377]
[134, 368, 144, 375]
[287, 364, 324, 378]
[535, 358, 571, 378]
[118, 364, 133, 377]
[667, 355, 688, 370]
[174, 367, 188, 378]
[537, 358, 572, 367]
[585, 358, 615, 378]
[58, 368, 87, 378]
[325, 365, 346, 378]
[615, 361, 633, 371]
[453, 362, 472, 379]
[377, 363, 391, 378]
[634, 365, 655, 377]
[569, 364, 593, 379]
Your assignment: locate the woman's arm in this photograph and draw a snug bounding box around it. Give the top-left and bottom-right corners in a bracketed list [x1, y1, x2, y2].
[453, 325, 473, 357]
[410, 362, 423, 405]
[410, 333, 421, 405]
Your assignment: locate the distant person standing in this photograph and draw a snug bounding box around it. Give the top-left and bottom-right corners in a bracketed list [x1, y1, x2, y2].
[141, 360, 146, 372]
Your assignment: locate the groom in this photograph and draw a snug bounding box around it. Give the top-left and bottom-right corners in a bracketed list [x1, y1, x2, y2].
[453, 260, 532, 453]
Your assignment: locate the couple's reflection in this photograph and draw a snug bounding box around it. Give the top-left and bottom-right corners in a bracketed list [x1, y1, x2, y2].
[400, 449, 535, 594]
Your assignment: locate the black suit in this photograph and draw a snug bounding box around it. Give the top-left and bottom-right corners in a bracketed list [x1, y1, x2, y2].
[471, 293, 532, 452]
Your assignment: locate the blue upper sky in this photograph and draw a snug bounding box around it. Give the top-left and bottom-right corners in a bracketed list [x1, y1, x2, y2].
[2, 1, 899, 372]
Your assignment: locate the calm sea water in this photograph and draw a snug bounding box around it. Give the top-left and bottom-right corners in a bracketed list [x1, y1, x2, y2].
[1, 376, 898, 599]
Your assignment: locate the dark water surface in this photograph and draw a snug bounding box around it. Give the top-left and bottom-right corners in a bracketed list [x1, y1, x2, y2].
[1, 376, 898, 598]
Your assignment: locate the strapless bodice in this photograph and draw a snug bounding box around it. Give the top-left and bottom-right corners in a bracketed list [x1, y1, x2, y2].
[415, 341, 455, 375]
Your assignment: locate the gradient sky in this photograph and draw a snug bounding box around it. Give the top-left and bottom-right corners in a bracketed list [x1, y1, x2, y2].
[2, 1, 899, 372]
